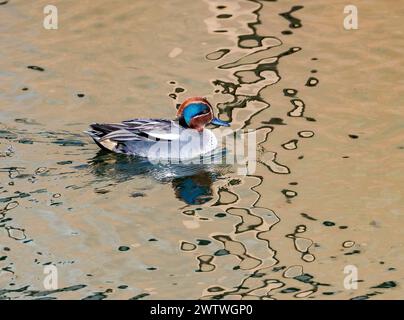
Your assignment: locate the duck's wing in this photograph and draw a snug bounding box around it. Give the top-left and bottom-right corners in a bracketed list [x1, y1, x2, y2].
[120, 119, 181, 141]
[85, 119, 181, 144]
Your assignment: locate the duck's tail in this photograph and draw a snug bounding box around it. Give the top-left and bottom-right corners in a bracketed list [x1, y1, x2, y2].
[84, 123, 119, 152]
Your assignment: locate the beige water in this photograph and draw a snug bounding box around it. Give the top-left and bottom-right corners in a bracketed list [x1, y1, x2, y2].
[0, 0, 403, 299]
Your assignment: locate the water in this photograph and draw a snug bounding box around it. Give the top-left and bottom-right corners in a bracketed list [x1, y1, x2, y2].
[0, 0, 403, 299]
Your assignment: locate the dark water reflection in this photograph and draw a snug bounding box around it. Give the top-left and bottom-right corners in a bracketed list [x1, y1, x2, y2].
[88, 150, 229, 205]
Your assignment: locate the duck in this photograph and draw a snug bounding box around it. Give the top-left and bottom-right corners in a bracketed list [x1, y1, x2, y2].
[85, 97, 230, 161]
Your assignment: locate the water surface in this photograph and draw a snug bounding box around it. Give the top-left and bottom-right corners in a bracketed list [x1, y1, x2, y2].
[0, 0, 403, 299]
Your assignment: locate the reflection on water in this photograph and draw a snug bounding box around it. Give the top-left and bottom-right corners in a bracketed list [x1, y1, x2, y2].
[279, 5, 304, 32]
[88, 150, 228, 205]
[0, 0, 402, 300]
[194, 0, 309, 298]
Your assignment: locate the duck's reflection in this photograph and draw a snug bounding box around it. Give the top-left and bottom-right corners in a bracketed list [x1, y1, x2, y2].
[171, 172, 215, 205]
[87, 150, 227, 205]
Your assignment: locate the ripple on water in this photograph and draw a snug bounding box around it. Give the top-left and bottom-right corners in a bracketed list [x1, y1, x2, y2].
[180, 241, 197, 251]
[206, 49, 230, 60]
[298, 130, 315, 138]
[279, 5, 304, 29]
[282, 139, 298, 150]
[305, 77, 319, 87]
[196, 255, 216, 272]
[288, 99, 305, 117]
[283, 88, 298, 97]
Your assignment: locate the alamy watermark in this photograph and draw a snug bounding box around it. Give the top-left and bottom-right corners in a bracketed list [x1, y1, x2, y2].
[344, 5, 358, 30]
[43, 5, 58, 30]
[343, 265, 358, 290]
[43, 265, 58, 290]
[144, 127, 257, 176]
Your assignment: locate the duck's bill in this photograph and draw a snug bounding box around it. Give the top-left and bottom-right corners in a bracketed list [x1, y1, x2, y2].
[211, 117, 230, 127]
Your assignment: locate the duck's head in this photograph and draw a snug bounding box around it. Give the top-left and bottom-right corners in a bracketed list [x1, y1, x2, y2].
[176, 97, 230, 132]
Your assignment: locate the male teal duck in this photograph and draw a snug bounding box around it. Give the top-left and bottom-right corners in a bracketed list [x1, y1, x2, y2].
[85, 97, 230, 160]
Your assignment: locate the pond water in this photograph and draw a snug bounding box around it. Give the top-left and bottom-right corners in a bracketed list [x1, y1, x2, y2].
[0, 0, 403, 299]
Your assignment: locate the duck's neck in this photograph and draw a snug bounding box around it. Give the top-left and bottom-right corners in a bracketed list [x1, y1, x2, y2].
[178, 116, 188, 128]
